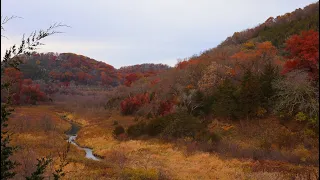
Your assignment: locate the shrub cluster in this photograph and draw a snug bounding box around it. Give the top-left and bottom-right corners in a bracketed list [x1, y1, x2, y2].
[113, 125, 125, 137]
[127, 122, 147, 138]
[126, 111, 204, 139]
[120, 93, 150, 115]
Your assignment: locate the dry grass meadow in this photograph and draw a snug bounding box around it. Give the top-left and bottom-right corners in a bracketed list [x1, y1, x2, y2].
[7, 92, 319, 180]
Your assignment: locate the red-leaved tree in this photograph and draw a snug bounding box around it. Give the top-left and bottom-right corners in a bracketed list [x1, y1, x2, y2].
[120, 93, 150, 115]
[1, 68, 47, 105]
[282, 30, 319, 80]
[124, 73, 141, 87]
[19, 79, 47, 105]
[158, 100, 175, 116]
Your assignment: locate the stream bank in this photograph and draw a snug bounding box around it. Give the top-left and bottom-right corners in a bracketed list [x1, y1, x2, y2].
[65, 122, 100, 161]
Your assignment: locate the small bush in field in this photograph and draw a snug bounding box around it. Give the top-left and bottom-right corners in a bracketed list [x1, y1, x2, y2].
[210, 132, 222, 142]
[121, 168, 159, 180]
[113, 125, 125, 137]
[113, 120, 119, 126]
[127, 122, 147, 138]
[293, 145, 311, 162]
[160, 112, 202, 138]
[295, 112, 318, 131]
[295, 112, 308, 122]
[278, 111, 292, 123]
[304, 128, 317, 137]
[146, 116, 171, 136]
[144, 111, 203, 138]
[194, 130, 221, 143]
[256, 107, 267, 118]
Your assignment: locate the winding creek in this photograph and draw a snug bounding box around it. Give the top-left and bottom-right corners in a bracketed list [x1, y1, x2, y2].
[65, 122, 100, 161]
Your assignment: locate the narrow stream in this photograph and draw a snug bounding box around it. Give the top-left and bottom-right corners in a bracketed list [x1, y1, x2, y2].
[65, 122, 100, 161]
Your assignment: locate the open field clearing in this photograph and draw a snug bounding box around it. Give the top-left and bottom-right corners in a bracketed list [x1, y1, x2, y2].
[7, 104, 318, 179]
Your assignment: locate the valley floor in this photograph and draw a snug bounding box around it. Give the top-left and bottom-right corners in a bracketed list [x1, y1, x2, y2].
[8, 104, 319, 180]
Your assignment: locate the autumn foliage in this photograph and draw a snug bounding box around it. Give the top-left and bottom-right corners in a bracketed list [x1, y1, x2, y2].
[282, 30, 319, 80]
[124, 73, 141, 87]
[120, 93, 150, 115]
[19, 53, 169, 88]
[2, 68, 47, 105]
[18, 79, 47, 105]
[175, 59, 201, 69]
[22, 52, 119, 86]
[230, 41, 279, 74]
[158, 100, 175, 116]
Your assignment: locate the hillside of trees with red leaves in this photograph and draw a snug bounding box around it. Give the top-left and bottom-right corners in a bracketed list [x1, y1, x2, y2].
[1, 52, 170, 105]
[15, 52, 170, 87]
[112, 2, 319, 143]
[118, 64, 170, 86]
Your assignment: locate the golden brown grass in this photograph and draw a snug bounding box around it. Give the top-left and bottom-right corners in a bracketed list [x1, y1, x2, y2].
[74, 111, 319, 179]
[8, 104, 319, 180]
[8, 105, 117, 179]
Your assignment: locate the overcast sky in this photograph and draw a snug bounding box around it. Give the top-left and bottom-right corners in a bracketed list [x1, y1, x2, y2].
[1, 0, 317, 68]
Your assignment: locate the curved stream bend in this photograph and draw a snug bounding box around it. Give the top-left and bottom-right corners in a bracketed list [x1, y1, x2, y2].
[66, 123, 100, 161]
